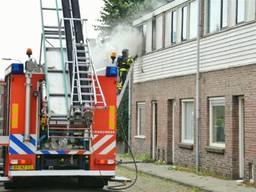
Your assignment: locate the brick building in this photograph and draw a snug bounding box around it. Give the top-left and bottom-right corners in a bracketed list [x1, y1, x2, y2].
[131, 0, 256, 179]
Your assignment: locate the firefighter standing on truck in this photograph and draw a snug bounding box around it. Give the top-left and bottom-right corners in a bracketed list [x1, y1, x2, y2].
[117, 48, 133, 92]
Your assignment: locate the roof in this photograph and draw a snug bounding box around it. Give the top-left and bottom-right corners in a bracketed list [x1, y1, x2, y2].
[133, 0, 187, 26]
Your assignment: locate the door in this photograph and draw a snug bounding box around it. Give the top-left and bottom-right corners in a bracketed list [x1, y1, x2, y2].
[239, 97, 245, 178]
[151, 101, 157, 160]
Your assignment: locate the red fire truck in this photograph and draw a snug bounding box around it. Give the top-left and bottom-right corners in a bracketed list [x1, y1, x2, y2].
[0, 0, 118, 189]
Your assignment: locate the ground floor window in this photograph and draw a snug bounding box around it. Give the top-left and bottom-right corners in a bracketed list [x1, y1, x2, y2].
[136, 102, 146, 137]
[181, 99, 194, 144]
[209, 97, 225, 148]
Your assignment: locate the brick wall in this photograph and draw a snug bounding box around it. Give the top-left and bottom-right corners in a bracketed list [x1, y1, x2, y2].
[131, 64, 256, 179]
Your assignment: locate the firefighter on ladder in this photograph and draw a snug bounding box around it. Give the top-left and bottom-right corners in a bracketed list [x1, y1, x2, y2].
[117, 49, 133, 92]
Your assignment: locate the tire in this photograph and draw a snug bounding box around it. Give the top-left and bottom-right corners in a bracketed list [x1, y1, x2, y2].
[78, 177, 106, 189]
[4, 182, 14, 190]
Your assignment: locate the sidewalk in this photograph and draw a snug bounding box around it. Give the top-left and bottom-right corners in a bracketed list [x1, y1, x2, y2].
[119, 162, 256, 192]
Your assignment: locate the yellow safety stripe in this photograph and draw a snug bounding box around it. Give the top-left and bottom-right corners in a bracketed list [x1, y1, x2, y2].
[12, 103, 19, 129]
[109, 106, 116, 130]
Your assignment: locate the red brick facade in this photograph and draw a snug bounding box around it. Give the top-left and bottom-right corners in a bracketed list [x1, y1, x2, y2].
[131, 64, 256, 179]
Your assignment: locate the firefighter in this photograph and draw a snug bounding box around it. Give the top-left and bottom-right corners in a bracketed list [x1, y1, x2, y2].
[117, 49, 133, 91]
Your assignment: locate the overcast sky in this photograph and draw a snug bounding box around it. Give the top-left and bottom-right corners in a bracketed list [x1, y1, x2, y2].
[0, 0, 104, 78]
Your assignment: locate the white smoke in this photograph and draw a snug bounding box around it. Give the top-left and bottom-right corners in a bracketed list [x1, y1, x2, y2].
[91, 25, 142, 71]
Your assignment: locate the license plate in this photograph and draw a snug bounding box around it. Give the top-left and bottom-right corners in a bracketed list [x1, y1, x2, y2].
[11, 165, 34, 170]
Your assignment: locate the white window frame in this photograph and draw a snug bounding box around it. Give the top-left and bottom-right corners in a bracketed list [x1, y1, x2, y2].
[236, 0, 246, 24]
[181, 99, 194, 144]
[209, 97, 225, 148]
[136, 102, 146, 138]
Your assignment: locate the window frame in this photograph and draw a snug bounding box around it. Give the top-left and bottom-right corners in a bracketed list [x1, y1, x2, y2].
[209, 97, 225, 148]
[207, 0, 229, 33]
[136, 102, 146, 138]
[181, 99, 194, 144]
[181, 6, 189, 41]
[236, 0, 246, 24]
[220, 0, 228, 28]
[152, 16, 157, 51]
[171, 10, 177, 44]
[189, 0, 198, 39]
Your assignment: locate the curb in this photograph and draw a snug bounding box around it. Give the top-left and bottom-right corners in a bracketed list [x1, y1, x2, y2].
[119, 165, 213, 192]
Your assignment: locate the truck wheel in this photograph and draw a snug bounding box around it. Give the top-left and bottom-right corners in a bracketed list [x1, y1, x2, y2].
[78, 177, 106, 189]
[4, 182, 15, 190]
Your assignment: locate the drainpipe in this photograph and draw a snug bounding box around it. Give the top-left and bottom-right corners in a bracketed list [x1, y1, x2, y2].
[24, 72, 32, 141]
[195, 0, 201, 173]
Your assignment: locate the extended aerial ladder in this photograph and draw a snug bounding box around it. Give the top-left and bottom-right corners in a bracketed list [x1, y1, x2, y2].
[40, 0, 106, 143]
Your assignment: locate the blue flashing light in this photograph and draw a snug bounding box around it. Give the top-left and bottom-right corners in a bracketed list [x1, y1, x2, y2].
[106, 66, 118, 77]
[11, 63, 24, 74]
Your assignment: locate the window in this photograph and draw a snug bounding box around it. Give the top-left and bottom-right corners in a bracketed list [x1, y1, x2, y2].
[171, 11, 177, 44]
[221, 0, 228, 28]
[139, 24, 147, 55]
[208, 0, 228, 33]
[152, 17, 157, 51]
[136, 102, 146, 137]
[209, 98, 225, 148]
[189, 0, 198, 39]
[236, 0, 245, 23]
[181, 100, 194, 144]
[181, 6, 188, 41]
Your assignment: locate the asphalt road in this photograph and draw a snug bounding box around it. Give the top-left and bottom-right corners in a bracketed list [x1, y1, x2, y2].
[0, 167, 201, 192]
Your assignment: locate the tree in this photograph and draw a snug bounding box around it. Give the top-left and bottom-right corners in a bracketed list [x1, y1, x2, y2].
[99, 0, 168, 34]
[100, 0, 144, 29]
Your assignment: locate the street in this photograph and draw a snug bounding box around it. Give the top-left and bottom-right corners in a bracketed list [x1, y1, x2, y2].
[0, 167, 201, 192]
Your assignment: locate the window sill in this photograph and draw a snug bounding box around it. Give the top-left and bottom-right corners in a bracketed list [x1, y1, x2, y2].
[178, 143, 194, 150]
[206, 146, 225, 154]
[134, 135, 146, 139]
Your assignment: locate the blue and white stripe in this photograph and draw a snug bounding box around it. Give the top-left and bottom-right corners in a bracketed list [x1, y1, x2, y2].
[9, 134, 37, 155]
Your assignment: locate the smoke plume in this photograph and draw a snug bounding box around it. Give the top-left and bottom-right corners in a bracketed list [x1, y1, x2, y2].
[91, 25, 142, 71]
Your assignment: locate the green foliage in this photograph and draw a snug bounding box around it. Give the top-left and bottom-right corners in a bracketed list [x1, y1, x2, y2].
[136, 153, 152, 162]
[117, 88, 129, 142]
[100, 0, 168, 34]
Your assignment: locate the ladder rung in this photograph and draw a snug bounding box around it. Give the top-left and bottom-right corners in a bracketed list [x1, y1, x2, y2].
[78, 61, 90, 64]
[81, 85, 93, 88]
[44, 26, 65, 29]
[77, 50, 88, 53]
[81, 93, 94, 96]
[80, 78, 92, 81]
[76, 43, 88, 47]
[75, 71, 90, 74]
[77, 57, 88, 60]
[45, 30, 65, 35]
[45, 36, 66, 40]
[42, 8, 62, 11]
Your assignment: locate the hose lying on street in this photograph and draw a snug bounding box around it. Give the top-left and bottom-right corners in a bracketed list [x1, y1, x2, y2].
[106, 123, 138, 191]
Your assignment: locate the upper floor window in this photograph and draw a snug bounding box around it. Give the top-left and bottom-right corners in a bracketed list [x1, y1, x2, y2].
[207, 0, 228, 33]
[152, 17, 157, 51]
[236, 0, 245, 23]
[138, 24, 147, 55]
[181, 6, 188, 41]
[171, 11, 177, 44]
[189, 0, 198, 39]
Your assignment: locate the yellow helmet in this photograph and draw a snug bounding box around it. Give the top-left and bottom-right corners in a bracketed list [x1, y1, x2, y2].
[111, 51, 117, 58]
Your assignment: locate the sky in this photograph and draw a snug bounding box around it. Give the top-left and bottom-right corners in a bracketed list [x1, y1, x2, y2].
[0, 0, 104, 78]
